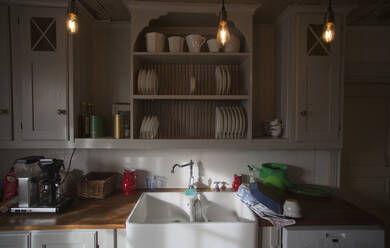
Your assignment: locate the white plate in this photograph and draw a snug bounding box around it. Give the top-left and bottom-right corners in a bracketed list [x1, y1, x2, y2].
[229, 106, 236, 139]
[221, 106, 228, 139]
[236, 106, 244, 138]
[215, 66, 222, 95]
[225, 106, 232, 138]
[232, 106, 240, 138]
[215, 107, 222, 139]
[139, 70, 145, 94]
[140, 116, 147, 138]
[225, 66, 231, 94]
[221, 66, 227, 95]
[146, 116, 153, 138]
[238, 106, 246, 138]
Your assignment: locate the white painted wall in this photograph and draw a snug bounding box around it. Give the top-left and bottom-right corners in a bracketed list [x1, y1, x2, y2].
[0, 148, 336, 188]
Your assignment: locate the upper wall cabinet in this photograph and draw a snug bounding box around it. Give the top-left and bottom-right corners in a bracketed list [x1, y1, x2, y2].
[0, 5, 13, 141]
[276, 6, 345, 146]
[15, 6, 69, 141]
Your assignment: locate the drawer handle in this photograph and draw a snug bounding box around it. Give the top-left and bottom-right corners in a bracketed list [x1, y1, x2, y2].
[300, 110, 308, 117]
[57, 109, 67, 115]
[0, 109, 8, 115]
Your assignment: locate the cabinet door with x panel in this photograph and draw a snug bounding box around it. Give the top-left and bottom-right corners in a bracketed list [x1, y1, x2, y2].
[17, 6, 68, 140]
[295, 13, 343, 142]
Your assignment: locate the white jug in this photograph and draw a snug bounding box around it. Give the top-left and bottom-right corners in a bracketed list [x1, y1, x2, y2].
[186, 34, 206, 53]
[168, 36, 184, 53]
[224, 34, 240, 53]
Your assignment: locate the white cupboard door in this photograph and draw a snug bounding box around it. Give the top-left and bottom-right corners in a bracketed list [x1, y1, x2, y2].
[0, 233, 30, 248]
[32, 230, 96, 248]
[0, 5, 13, 140]
[295, 14, 341, 142]
[19, 6, 68, 140]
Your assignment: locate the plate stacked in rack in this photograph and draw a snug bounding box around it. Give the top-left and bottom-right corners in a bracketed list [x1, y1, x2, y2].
[215, 106, 246, 139]
[138, 69, 159, 95]
[139, 115, 159, 139]
[215, 66, 232, 95]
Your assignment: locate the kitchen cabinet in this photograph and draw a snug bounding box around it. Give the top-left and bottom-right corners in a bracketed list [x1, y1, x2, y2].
[0, 5, 13, 141]
[0, 232, 30, 248]
[276, 6, 345, 146]
[0, 229, 114, 248]
[15, 5, 69, 141]
[32, 230, 97, 248]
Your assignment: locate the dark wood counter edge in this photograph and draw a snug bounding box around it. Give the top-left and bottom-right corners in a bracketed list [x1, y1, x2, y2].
[0, 189, 384, 231]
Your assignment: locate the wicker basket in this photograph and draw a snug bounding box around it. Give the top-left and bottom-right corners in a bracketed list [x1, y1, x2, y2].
[77, 172, 116, 199]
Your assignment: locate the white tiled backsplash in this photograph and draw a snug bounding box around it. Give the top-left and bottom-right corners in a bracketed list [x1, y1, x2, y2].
[0, 149, 338, 188]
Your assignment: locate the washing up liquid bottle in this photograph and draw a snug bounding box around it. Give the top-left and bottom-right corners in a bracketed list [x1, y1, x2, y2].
[248, 165, 256, 183]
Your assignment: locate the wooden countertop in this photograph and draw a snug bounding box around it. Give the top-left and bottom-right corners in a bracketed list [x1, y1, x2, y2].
[0, 189, 383, 231]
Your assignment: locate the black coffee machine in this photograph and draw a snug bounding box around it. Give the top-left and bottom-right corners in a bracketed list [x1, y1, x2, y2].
[38, 159, 64, 206]
[11, 158, 72, 213]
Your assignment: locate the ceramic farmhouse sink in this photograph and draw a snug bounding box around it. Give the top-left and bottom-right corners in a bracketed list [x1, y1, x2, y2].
[126, 192, 258, 248]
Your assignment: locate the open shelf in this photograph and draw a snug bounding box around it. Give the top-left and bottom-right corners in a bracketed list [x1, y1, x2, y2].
[133, 95, 249, 100]
[133, 52, 251, 64]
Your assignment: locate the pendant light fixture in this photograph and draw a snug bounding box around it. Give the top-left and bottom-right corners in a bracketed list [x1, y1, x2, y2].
[67, 0, 78, 34]
[217, 0, 230, 46]
[322, 0, 335, 43]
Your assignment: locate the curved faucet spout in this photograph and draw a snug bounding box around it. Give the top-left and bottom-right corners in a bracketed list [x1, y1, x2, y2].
[170, 160, 195, 189]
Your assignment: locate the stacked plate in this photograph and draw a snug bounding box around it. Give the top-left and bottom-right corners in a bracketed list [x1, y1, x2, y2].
[139, 115, 159, 139]
[215, 66, 231, 95]
[215, 106, 247, 139]
[138, 69, 159, 95]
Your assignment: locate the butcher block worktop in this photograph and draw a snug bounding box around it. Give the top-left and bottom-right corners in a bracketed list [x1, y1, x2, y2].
[0, 189, 383, 231]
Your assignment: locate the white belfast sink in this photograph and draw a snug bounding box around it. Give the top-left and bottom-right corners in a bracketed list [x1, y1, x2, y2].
[126, 192, 258, 248]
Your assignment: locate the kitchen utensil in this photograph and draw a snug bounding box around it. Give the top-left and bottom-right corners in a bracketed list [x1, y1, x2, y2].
[145, 176, 157, 192]
[232, 174, 242, 192]
[114, 114, 125, 139]
[207, 39, 220, 52]
[122, 169, 137, 195]
[90, 115, 105, 138]
[283, 199, 302, 218]
[168, 36, 184, 52]
[186, 34, 206, 53]
[145, 32, 165, 52]
[224, 34, 240, 53]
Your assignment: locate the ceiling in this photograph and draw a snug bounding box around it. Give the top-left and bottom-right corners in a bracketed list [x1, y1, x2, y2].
[79, 0, 390, 25]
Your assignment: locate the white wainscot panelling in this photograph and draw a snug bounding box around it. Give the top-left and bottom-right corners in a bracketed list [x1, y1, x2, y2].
[0, 149, 339, 188]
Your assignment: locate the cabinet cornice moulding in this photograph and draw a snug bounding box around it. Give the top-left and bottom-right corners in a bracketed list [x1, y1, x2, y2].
[275, 3, 355, 25]
[123, 0, 261, 15]
[1, 0, 67, 7]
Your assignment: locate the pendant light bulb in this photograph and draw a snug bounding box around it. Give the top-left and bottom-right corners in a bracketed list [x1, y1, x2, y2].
[67, 12, 78, 34]
[217, 0, 230, 46]
[67, 0, 78, 34]
[217, 20, 230, 46]
[322, 22, 335, 43]
[322, 0, 335, 43]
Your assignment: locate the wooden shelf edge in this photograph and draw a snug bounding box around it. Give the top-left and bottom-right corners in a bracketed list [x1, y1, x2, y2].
[133, 95, 249, 100]
[133, 52, 251, 56]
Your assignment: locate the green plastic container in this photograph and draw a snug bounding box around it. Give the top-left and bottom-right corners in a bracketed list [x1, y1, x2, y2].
[90, 115, 105, 138]
[260, 163, 293, 190]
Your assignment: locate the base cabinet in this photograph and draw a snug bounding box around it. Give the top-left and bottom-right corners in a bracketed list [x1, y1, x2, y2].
[0, 232, 30, 248]
[0, 229, 114, 248]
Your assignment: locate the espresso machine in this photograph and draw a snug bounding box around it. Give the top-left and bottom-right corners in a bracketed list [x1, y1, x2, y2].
[11, 158, 72, 213]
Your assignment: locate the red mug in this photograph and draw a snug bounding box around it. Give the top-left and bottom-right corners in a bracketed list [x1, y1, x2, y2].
[232, 174, 242, 192]
[122, 169, 137, 195]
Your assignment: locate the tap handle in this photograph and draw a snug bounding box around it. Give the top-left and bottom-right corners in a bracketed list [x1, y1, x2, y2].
[213, 181, 220, 192]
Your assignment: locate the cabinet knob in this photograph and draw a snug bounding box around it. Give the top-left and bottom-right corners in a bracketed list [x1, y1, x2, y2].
[0, 109, 8, 115]
[57, 109, 67, 115]
[300, 110, 308, 117]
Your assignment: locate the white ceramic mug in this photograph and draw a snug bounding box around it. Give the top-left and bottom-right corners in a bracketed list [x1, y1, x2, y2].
[283, 199, 302, 218]
[145, 32, 165, 52]
[186, 34, 206, 53]
[207, 39, 220, 52]
[168, 36, 184, 53]
[224, 34, 240, 53]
